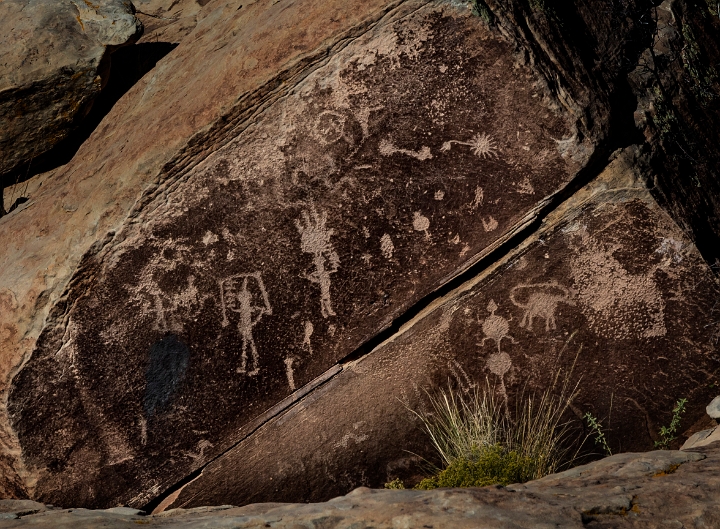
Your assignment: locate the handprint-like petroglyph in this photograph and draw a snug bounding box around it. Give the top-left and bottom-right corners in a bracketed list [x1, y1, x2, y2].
[509, 281, 574, 333]
[441, 133, 499, 159]
[296, 205, 340, 318]
[220, 272, 272, 376]
[379, 138, 433, 161]
[413, 211, 431, 239]
[479, 299, 517, 354]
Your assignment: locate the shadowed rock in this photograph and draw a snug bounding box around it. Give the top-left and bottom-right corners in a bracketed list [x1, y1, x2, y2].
[0, 0, 143, 185]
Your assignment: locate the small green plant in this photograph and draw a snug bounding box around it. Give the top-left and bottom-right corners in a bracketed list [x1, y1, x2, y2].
[583, 412, 612, 456]
[383, 478, 405, 489]
[654, 398, 688, 450]
[471, 0, 495, 25]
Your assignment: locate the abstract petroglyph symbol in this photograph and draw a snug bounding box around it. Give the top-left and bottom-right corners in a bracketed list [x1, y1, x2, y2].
[571, 235, 666, 339]
[655, 237, 685, 266]
[470, 186, 484, 211]
[333, 422, 369, 449]
[479, 300, 517, 354]
[441, 133, 499, 159]
[516, 176, 535, 195]
[313, 110, 347, 145]
[302, 320, 314, 355]
[380, 233, 394, 259]
[296, 205, 340, 318]
[413, 211, 431, 239]
[220, 272, 272, 376]
[510, 281, 574, 333]
[284, 357, 297, 391]
[379, 138, 433, 161]
[486, 351, 512, 407]
[448, 359, 477, 394]
[434, 190, 445, 200]
[185, 440, 213, 462]
[482, 216, 498, 232]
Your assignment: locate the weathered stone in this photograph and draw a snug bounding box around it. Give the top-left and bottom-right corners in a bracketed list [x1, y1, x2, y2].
[2, 448, 720, 528]
[7, 1, 595, 508]
[134, 0, 203, 44]
[159, 147, 720, 509]
[0, 0, 143, 183]
[707, 395, 720, 419]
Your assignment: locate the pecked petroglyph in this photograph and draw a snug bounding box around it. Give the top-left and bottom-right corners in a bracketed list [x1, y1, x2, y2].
[284, 357, 297, 391]
[570, 233, 666, 340]
[509, 281, 574, 333]
[220, 272, 272, 376]
[470, 186, 484, 211]
[482, 216, 498, 232]
[479, 300, 516, 354]
[441, 133, 499, 159]
[296, 205, 340, 319]
[448, 359, 476, 394]
[413, 211, 431, 239]
[312, 111, 347, 145]
[379, 138, 432, 161]
[380, 234, 394, 259]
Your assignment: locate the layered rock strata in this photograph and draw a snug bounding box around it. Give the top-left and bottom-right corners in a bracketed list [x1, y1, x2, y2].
[0, 0, 143, 185]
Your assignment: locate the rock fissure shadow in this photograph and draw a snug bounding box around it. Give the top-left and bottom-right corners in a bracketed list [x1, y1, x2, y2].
[0, 42, 178, 217]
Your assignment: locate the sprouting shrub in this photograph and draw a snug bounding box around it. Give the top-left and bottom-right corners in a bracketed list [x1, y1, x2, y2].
[415, 444, 535, 489]
[654, 398, 688, 450]
[383, 478, 405, 489]
[409, 368, 580, 490]
[583, 412, 612, 456]
[471, 0, 495, 25]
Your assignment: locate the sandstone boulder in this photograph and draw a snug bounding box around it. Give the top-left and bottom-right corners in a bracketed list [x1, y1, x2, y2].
[1, 0, 719, 513]
[1, 448, 720, 527]
[0, 0, 142, 186]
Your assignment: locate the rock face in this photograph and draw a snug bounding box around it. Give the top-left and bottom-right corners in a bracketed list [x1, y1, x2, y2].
[0, 0, 142, 185]
[158, 147, 720, 509]
[0, 0, 719, 513]
[1, 447, 720, 527]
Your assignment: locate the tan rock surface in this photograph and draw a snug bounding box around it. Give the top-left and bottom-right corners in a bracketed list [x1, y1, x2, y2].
[1, 448, 719, 527]
[0, 0, 142, 182]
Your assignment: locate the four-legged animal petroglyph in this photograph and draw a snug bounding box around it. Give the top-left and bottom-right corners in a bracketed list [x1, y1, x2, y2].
[296, 205, 340, 318]
[441, 133, 499, 159]
[510, 281, 574, 333]
[220, 272, 272, 376]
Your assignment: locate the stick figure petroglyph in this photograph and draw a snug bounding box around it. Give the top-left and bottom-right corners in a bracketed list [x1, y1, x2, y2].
[220, 272, 272, 376]
[509, 281, 574, 333]
[296, 205, 340, 318]
[441, 133, 499, 159]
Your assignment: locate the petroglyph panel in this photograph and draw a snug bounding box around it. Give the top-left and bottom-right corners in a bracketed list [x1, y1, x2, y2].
[164, 155, 720, 509]
[9, 2, 583, 508]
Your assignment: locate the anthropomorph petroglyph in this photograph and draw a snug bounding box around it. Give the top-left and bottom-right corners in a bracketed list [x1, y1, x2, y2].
[470, 186, 484, 211]
[441, 132, 499, 159]
[220, 272, 272, 376]
[413, 211, 431, 239]
[509, 281, 574, 333]
[479, 299, 516, 354]
[379, 138, 433, 161]
[296, 205, 340, 318]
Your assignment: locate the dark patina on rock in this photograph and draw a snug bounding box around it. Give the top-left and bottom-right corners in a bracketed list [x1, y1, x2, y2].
[159, 148, 720, 509]
[8, 1, 587, 508]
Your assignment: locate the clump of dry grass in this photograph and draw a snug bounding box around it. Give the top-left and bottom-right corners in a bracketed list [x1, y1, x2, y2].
[410, 366, 580, 489]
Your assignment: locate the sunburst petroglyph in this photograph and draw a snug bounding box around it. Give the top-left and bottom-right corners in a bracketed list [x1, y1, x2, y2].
[441, 132, 499, 159]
